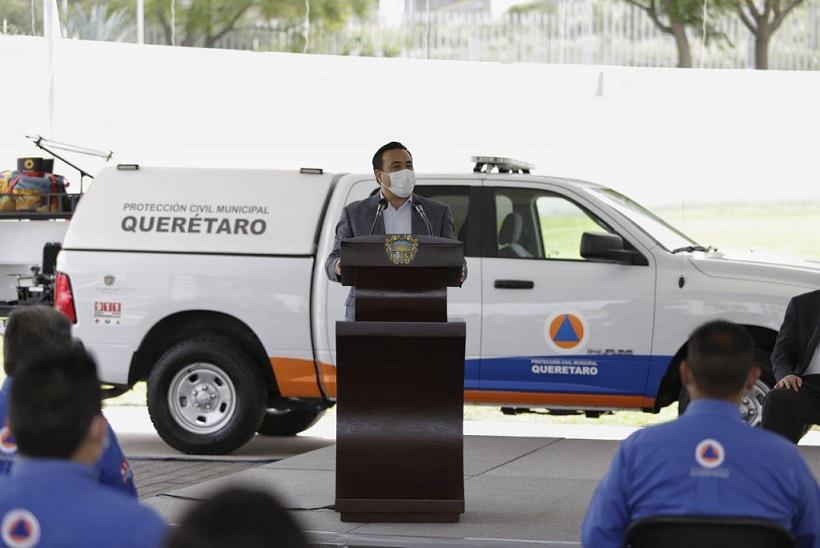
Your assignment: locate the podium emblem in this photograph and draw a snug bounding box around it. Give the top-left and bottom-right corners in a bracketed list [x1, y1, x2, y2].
[384, 235, 419, 265]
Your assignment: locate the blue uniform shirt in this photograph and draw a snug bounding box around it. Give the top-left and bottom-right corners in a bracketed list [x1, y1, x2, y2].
[0, 377, 137, 497]
[582, 399, 820, 548]
[0, 459, 166, 547]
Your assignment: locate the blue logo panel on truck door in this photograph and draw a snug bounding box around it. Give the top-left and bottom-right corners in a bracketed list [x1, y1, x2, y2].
[479, 354, 653, 395]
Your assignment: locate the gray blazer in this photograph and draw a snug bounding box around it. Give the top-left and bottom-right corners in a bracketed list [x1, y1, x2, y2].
[324, 192, 463, 320]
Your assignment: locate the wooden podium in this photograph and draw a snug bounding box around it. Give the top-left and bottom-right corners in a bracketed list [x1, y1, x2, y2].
[335, 234, 466, 523]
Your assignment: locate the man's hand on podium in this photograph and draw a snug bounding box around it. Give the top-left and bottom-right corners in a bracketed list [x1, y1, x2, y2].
[335, 260, 342, 277]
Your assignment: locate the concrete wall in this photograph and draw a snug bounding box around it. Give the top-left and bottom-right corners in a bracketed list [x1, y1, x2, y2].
[1, 35, 818, 206]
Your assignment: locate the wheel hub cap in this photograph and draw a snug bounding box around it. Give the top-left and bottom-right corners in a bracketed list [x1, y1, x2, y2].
[168, 363, 236, 434]
[739, 380, 769, 427]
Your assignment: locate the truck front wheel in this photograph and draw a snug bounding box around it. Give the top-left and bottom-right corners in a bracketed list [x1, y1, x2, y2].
[739, 379, 770, 427]
[256, 404, 325, 436]
[147, 338, 266, 455]
[678, 347, 773, 427]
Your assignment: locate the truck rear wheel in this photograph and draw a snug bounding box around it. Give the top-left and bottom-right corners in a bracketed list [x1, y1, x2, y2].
[256, 404, 325, 436]
[147, 338, 266, 455]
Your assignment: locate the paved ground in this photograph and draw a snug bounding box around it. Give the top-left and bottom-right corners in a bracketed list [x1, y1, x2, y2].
[107, 408, 335, 500]
[137, 436, 820, 547]
[131, 458, 270, 498]
[107, 406, 820, 547]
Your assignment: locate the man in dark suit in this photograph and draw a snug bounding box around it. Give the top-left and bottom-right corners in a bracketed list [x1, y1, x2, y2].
[324, 141, 463, 320]
[762, 289, 820, 443]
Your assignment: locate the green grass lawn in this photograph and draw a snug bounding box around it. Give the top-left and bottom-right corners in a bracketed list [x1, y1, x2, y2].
[658, 202, 820, 259]
[537, 201, 820, 261]
[1, 201, 818, 428]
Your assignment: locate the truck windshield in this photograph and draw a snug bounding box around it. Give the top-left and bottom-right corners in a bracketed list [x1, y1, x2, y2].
[585, 187, 697, 252]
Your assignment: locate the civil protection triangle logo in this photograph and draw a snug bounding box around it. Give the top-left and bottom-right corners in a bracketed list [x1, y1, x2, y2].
[384, 235, 419, 265]
[1, 509, 40, 548]
[0, 427, 16, 454]
[695, 439, 725, 469]
[546, 313, 587, 352]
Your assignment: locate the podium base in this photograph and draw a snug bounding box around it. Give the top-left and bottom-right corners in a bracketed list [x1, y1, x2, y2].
[335, 321, 466, 524]
[340, 513, 461, 523]
[337, 498, 464, 523]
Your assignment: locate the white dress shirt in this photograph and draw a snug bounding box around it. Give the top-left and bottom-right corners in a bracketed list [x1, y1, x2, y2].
[382, 193, 413, 234]
[805, 341, 820, 375]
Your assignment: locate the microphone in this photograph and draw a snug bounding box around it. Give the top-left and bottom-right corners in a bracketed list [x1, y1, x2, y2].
[370, 198, 388, 235]
[414, 203, 433, 236]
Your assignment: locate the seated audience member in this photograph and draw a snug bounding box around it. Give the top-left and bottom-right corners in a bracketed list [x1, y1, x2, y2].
[581, 320, 820, 548]
[0, 305, 137, 496]
[763, 289, 820, 443]
[165, 486, 307, 548]
[0, 345, 166, 547]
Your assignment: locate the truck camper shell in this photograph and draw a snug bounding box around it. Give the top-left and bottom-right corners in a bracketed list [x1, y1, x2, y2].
[63, 166, 337, 256]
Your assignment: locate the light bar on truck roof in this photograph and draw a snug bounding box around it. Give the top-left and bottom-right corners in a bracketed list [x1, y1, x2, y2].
[472, 156, 534, 174]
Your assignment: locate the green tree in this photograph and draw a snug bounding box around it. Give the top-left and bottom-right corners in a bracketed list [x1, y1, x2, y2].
[63, 4, 133, 42]
[730, 0, 807, 69]
[0, 0, 40, 35]
[509, 1, 557, 13]
[511, 0, 716, 67]
[109, 0, 373, 49]
[617, 0, 729, 67]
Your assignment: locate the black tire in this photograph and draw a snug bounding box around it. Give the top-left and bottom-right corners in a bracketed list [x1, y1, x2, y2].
[740, 347, 774, 427]
[678, 385, 690, 415]
[256, 404, 325, 436]
[147, 338, 266, 455]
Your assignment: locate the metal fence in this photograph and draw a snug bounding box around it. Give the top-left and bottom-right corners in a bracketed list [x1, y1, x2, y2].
[150, 2, 820, 70]
[10, 1, 819, 69]
[357, 5, 818, 69]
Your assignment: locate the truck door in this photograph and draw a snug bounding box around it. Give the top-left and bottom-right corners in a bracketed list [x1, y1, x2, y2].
[478, 182, 656, 405]
[323, 178, 482, 389]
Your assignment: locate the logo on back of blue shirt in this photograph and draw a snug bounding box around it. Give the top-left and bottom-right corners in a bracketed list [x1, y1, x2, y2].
[120, 458, 132, 483]
[695, 438, 725, 469]
[1, 509, 40, 548]
[0, 427, 16, 454]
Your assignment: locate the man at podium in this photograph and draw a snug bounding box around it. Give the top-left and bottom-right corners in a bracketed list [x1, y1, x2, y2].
[324, 141, 463, 320]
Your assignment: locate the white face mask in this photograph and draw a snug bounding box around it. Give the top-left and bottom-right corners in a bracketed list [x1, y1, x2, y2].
[384, 169, 415, 199]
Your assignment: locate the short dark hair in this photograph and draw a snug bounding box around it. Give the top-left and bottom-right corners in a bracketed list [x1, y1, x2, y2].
[9, 344, 101, 458]
[686, 320, 754, 398]
[372, 141, 412, 171]
[3, 305, 72, 376]
[165, 487, 307, 548]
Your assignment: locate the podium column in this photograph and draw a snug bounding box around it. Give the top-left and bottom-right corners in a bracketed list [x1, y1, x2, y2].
[334, 235, 466, 523]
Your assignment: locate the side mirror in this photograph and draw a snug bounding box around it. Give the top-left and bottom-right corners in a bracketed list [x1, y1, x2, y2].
[580, 232, 647, 265]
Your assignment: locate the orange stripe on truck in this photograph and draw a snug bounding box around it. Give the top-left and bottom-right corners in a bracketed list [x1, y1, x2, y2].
[269, 357, 322, 398]
[268, 357, 337, 399]
[270, 357, 654, 409]
[319, 362, 337, 398]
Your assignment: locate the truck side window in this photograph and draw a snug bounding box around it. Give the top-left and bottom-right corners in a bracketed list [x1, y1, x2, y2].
[414, 186, 470, 245]
[493, 188, 611, 261]
[535, 195, 610, 260]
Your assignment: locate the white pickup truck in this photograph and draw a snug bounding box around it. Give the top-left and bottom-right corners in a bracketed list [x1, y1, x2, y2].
[54, 158, 819, 454]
